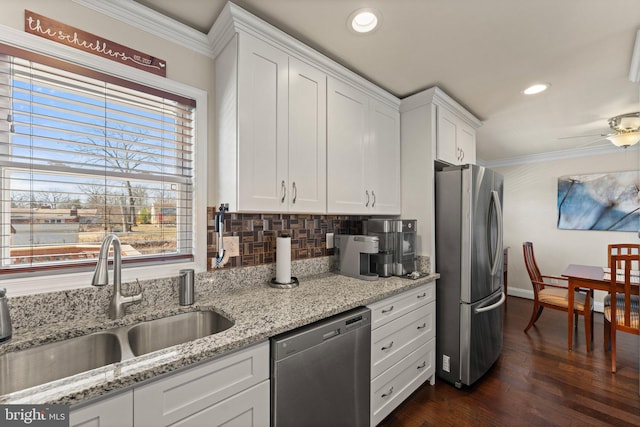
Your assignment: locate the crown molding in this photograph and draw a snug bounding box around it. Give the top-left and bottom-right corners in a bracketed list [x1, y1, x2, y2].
[72, 0, 214, 58]
[400, 86, 482, 129]
[480, 143, 637, 168]
[629, 29, 640, 83]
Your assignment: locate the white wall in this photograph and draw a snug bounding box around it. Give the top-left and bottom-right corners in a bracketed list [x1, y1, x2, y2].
[494, 149, 640, 309]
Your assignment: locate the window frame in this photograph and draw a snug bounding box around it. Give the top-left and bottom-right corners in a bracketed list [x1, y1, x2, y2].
[0, 24, 208, 296]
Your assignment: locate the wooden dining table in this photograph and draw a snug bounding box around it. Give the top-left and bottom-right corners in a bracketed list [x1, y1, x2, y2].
[562, 264, 640, 351]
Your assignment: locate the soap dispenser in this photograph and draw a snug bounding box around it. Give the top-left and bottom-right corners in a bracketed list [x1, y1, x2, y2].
[0, 287, 12, 342]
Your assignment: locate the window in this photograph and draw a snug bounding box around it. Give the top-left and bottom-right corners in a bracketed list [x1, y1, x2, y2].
[0, 44, 196, 275]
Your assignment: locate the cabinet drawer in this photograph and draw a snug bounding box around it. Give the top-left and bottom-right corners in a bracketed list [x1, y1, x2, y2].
[371, 302, 434, 379]
[369, 282, 434, 330]
[163, 380, 270, 427]
[371, 338, 435, 427]
[134, 341, 269, 427]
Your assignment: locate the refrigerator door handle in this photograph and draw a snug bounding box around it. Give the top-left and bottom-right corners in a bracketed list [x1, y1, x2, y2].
[475, 292, 506, 314]
[489, 190, 504, 276]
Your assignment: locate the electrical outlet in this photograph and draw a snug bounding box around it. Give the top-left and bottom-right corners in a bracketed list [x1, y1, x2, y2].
[442, 354, 450, 373]
[326, 233, 334, 249]
[223, 236, 240, 257]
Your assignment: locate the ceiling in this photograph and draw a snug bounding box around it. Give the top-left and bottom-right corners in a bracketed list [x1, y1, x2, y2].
[134, 0, 640, 164]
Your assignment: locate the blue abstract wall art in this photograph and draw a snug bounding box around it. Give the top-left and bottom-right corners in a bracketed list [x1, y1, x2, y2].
[557, 171, 640, 231]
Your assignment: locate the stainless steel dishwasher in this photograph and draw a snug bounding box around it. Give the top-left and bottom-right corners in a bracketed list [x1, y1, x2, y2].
[271, 306, 371, 427]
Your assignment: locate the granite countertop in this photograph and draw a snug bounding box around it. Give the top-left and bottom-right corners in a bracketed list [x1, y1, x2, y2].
[0, 271, 438, 406]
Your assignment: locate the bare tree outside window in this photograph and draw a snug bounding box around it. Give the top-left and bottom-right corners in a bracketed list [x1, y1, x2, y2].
[78, 127, 160, 232]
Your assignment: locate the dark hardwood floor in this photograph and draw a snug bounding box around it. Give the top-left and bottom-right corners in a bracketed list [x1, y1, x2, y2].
[379, 296, 640, 427]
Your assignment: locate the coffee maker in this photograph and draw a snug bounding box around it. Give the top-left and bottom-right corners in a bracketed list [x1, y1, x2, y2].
[363, 219, 417, 277]
[334, 234, 379, 281]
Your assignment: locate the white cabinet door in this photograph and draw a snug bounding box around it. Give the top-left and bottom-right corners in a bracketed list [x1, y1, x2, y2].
[134, 342, 269, 427]
[70, 391, 133, 427]
[153, 381, 270, 427]
[436, 105, 477, 165]
[456, 121, 476, 164]
[327, 77, 369, 213]
[288, 58, 326, 213]
[368, 99, 400, 214]
[237, 34, 289, 211]
[436, 106, 461, 164]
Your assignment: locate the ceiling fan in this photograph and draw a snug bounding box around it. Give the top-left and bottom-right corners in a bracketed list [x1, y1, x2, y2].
[604, 112, 640, 147]
[559, 112, 640, 148]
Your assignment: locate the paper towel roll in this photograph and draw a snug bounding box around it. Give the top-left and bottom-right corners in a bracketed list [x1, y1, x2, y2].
[276, 236, 292, 284]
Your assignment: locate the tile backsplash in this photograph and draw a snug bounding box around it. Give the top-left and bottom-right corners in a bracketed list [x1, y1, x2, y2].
[207, 210, 367, 270]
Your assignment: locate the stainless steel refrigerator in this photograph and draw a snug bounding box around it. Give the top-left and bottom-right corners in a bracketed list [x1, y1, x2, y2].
[435, 164, 505, 388]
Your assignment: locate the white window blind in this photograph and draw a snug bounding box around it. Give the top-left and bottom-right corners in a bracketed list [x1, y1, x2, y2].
[0, 45, 195, 274]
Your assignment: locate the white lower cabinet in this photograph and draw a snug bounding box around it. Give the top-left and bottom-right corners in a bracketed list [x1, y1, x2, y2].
[327, 77, 401, 215]
[134, 342, 269, 427]
[368, 282, 436, 426]
[70, 342, 269, 427]
[70, 390, 133, 427]
[137, 381, 269, 427]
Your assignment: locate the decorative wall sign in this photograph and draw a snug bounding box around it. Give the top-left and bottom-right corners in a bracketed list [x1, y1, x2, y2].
[24, 10, 166, 77]
[557, 171, 640, 232]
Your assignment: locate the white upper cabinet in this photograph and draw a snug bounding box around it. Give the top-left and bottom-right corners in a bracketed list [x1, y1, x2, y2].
[401, 87, 481, 167]
[437, 105, 477, 165]
[217, 32, 326, 213]
[368, 99, 401, 214]
[327, 78, 369, 213]
[211, 2, 400, 214]
[237, 34, 289, 211]
[327, 78, 400, 215]
[288, 57, 327, 212]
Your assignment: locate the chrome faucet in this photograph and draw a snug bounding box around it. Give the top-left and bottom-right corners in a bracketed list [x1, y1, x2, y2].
[91, 234, 142, 319]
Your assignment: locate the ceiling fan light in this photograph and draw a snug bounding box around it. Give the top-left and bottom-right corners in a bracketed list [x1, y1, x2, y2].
[606, 131, 640, 147]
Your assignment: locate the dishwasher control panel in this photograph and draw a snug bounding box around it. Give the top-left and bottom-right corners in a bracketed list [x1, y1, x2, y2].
[270, 307, 371, 360]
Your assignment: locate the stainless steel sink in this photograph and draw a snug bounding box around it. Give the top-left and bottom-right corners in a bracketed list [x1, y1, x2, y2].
[0, 332, 121, 395]
[127, 311, 234, 356]
[0, 309, 234, 395]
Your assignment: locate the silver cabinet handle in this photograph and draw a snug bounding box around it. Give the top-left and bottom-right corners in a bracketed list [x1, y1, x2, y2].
[381, 387, 394, 398]
[460, 148, 464, 162]
[417, 361, 426, 370]
[365, 190, 370, 207]
[292, 182, 297, 204]
[417, 323, 427, 330]
[381, 305, 394, 314]
[281, 180, 286, 203]
[416, 292, 427, 299]
[381, 341, 394, 351]
[371, 190, 376, 207]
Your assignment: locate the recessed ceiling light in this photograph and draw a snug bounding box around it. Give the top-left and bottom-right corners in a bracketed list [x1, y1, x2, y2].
[523, 83, 550, 95]
[349, 8, 381, 34]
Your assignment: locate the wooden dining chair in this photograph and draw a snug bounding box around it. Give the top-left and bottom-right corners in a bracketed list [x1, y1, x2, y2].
[604, 244, 640, 351]
[523, 242, 593, 350]
[605, 253, 640, 373]
[608, 244, 640, 269]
